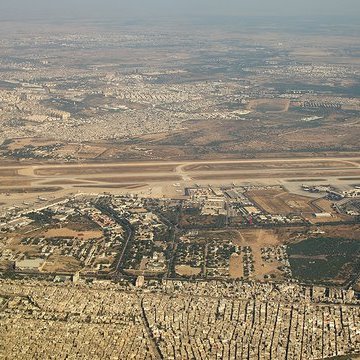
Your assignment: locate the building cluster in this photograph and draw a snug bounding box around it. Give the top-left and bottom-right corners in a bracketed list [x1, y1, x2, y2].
[0, 279, 157, 360]
[186, 185, 305, 225]
[302, 183, 360, 216]
[1, 278, 359, 360]
[249, 64, 358, 82]
[109, 196, 169, 274]
[2, 35, 359, 153]
[0, 195, 126, 274]
[144, 294, 359, 360]
[1, 183, 358, 280]
[0, 63, 256, 147]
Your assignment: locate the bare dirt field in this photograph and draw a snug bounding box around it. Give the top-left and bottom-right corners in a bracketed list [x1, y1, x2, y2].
[318, 224, 360, 240]
[232, 229, 284, 280]
[0, 186, 62, 194]
[192, 169, 360, 181]
[313, 198, 336, 213]
[74, 183, 147, 189]
[7, 238, 41, 258]
[229, 254, 243, 278]
[41, 255, 81, 273]
[0, 180, 32, 187]
[233, 229, 282, 247]
[308, 198, 347, 223]
[338, 177, 360, 181]
[42, 179, 95, 185]
[175, 265, 201, 276]
[6, 138, 57, 151]
[43, 228, 103, 240]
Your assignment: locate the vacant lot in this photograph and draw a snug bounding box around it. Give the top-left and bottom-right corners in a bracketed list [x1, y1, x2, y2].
[233, 229, 281, 247]
[175, 265, 201, 276]
[43, 228, 103, 240]
[232, 229, 284, 281]
[41, 255, 82, 273]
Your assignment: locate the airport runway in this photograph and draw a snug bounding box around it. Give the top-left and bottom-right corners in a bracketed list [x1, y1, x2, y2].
[1, 156, 359, 207]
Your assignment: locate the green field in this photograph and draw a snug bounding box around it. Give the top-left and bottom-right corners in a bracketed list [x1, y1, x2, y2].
[287, 237, 360, 284]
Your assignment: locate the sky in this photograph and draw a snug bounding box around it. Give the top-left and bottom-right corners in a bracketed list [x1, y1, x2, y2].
[0, 0, 359, 21]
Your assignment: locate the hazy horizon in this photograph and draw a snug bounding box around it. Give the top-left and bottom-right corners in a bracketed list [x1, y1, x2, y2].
[0, 0, 359, 22]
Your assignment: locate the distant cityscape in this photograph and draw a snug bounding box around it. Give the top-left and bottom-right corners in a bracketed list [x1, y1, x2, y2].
[1, 15, 360, 360]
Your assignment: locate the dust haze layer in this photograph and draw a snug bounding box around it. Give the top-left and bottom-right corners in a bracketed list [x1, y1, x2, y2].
[0, 0, 360, 21]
